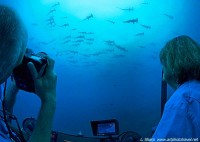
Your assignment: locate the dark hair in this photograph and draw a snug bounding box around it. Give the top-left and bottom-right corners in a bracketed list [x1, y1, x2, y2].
[160, 35, 200, 85]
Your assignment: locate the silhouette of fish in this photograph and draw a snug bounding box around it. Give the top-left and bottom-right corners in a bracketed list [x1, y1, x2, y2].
[106, 20, 115, 24]
[81, 14, 93, 21]
[75, 35, 85, 39]
[79, 32, 87, 34]
[135, 32, 144, 36]
[140, 24, 151, 29]
[85, 42, 93, 45]
[117, 7, 134, 11]
[86, 32, 94, 34]
[86, 38, 94, 41]
[115, 45, 128, 52]
[162, 13, 174, 19]
[141, 2, 148, 5]
[67, 50, 78, 54]
[73, 39, 84, 43]
[46, 16, 54, 22]
[52, 2, 60, 8]
[47, 20, 56, 27]
[123, 18, 138, 24]
[104, 40, 115, 45]
[48, 9, 56, 15]
[63, 40, 71, 44]
[113, 54, 125, 58]
[59, 24, 69, 27]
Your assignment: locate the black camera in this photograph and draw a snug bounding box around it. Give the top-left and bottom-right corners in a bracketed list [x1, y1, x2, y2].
[12, 52, 48, 93]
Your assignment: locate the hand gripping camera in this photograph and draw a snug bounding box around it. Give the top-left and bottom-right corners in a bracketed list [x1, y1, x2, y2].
[12, 51, 48, 93]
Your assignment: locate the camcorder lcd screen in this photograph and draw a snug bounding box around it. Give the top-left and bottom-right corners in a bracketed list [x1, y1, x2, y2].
[97, 122, 116, 135]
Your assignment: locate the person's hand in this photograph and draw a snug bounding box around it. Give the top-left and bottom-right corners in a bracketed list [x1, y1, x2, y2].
[27, 56, 57, 104]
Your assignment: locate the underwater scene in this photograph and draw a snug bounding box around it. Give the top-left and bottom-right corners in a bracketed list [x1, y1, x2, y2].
[1, 0, 200, 141]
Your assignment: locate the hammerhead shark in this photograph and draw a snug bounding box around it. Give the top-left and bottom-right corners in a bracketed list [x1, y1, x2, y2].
[59, 23, 69, 27]
[135, 32, 144, 36]
[104, 40, 115, 44]
[162, 13, 174, 19]
[48, 9, 56, 15]
[140, 24, 151, 29]
[52, 2, 60, 8]
[81, 14, 93, 21]
[117, 7, 134, 11]
[106, 20, 115, 24]
[123, 18, 138, 24]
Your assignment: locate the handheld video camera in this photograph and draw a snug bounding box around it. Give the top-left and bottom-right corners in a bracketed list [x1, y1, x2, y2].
[12, 51, 48, 93]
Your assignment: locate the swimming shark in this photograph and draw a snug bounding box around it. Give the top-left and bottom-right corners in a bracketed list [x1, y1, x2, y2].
[141, 2, 148, 5]
[113, 54, 126, 58]
[48, 9, 56, 15]
[162, 13, 174, 19]
[63, 40, 71, 44]
[86, 32, 94, 34]
[140, 24, 151, 29]
[52, 2, 60, 8]
[115, 45, 128, 52]
[117, 7, 134, 11]
[123, 18, 138, 24]
[81, 14, 93, 21]
[75, 35, 85, 39]
[106, 20, 115, 24]
[86, 38, 94, 41]
[67, 50, 78, 54]
[71, 43, 80, 47]
[59, 23, 69, 27]
[104, 40, 115, 45]
[85, 42, 93, 45]
[135, 32, 144, 36]
[74, 39, 84, 43]
[48, 8, 56, 15]
[46, 16, 54, 22]
[47, 20, 56, 27]
[79, 32, 87, 34]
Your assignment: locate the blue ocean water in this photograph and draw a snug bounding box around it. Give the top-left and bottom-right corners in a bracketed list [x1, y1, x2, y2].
[1, 0, 200, 138]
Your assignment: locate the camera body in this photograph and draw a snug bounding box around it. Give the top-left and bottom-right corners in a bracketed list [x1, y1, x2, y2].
[12, 52, 48, 93]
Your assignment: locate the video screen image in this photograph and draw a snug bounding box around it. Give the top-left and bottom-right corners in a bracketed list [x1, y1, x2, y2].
[97, 122, 115, 134]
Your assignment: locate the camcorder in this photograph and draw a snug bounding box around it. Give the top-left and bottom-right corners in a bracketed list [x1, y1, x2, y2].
[12, 51, 48, 93]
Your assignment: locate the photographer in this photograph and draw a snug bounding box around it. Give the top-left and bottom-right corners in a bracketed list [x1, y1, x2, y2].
[0, 5, 57, 142]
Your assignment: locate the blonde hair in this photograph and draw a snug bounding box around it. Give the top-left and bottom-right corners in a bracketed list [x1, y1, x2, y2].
[0, 5, 27, 80]
[160, 35, 200, 85]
